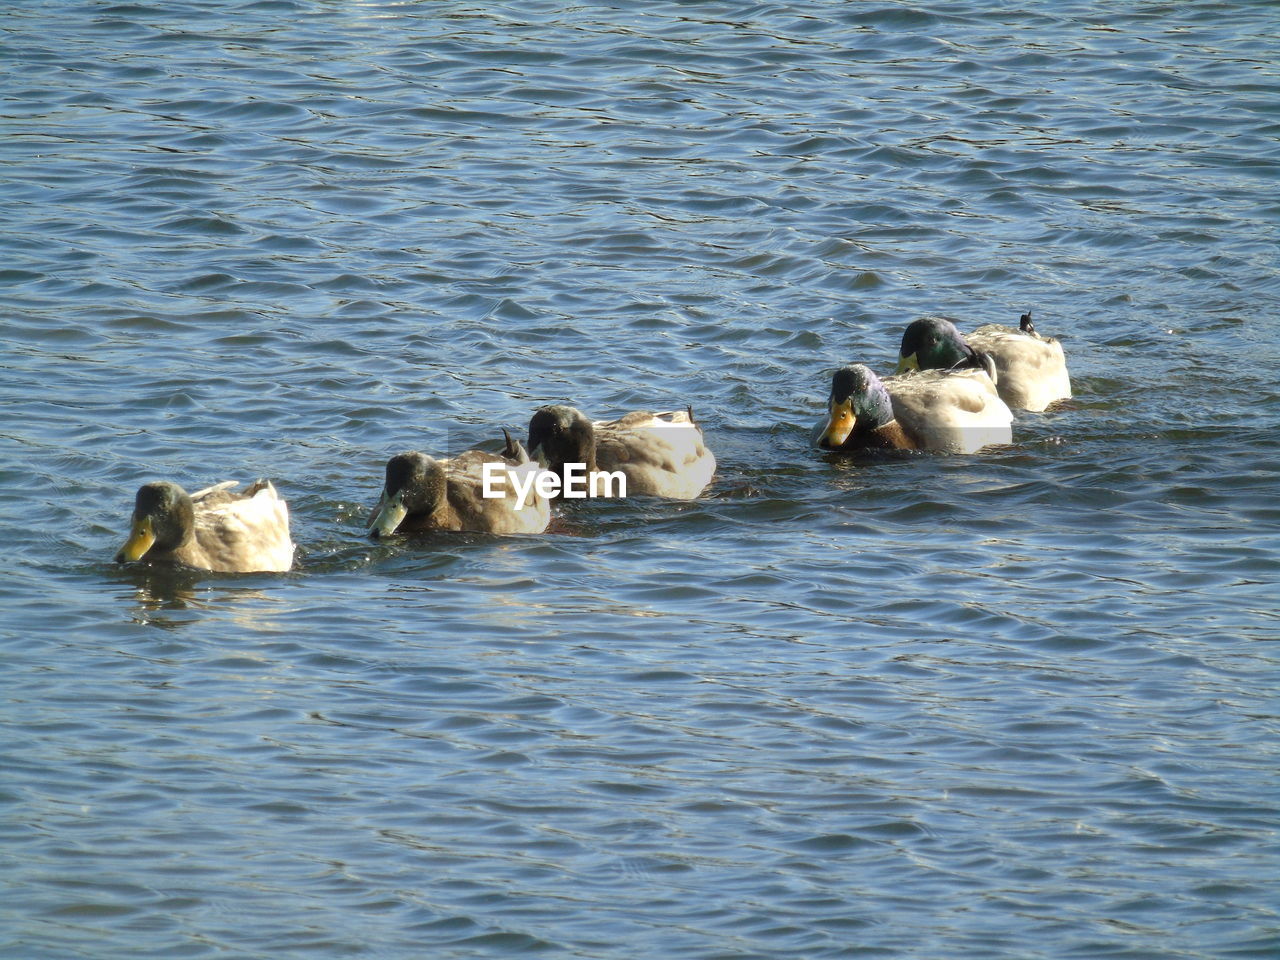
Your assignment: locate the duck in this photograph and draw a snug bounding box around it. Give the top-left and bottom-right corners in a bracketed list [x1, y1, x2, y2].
[368, 431, 550, 537]
[896, 313, 1070, 412]
[815, 363, 1013, 455]
[114, 479, 294, 572]
[526, 404, 715, 499]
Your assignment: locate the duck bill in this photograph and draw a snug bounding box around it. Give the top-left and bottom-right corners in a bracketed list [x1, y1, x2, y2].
[818, 399, 857, 448]
[368, 490, 408, 539]
[896, 353, 920, 374]
[115, 516, 156, 563]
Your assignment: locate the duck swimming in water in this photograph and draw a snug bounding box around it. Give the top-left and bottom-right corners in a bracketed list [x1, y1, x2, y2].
[897, 313, 1071, 412]
[115, 479, 294, 572]
[368, 431, 550, 537]
[526, 404, 715, 499]
[815, 362, 1012, 455]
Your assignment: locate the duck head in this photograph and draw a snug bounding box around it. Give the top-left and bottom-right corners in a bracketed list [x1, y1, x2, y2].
[526, 405, 598, 476]
[816, 364, 895, 449]
[898, 316, 997, 383]
[116, 481, 195, 562]
[369, 452, 447, 538]
[897, 317, 974, 372]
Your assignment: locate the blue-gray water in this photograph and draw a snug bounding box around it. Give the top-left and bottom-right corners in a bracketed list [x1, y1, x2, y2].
[3, 2, 1278, 957]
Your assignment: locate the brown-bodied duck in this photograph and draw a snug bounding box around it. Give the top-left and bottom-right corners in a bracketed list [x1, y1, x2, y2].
[115, 479, 294, 572]
[525, 404, 716, 499]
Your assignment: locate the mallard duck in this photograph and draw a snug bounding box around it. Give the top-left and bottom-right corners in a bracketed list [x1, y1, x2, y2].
[526, 404, 715, 499]
[368, 431, 550, 537]
[897, 313, 1070, 412]
[114, 479, 294, 572]
[815, 363, 1012, 454]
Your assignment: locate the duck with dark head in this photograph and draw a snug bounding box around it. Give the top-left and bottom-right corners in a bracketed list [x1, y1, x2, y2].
[814, 364, 916, 451]
[897, 312, 1070, 412]
[368, 430, 549, 537]
[526, 403, 715, 500]
[814, 360, 1012, 455]
[115, 479, 294, 572]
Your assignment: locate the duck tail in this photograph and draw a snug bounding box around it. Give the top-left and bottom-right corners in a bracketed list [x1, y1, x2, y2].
[974, 350, 998, 385]
[1019, 310, 1036, 335]
[502, 428, 531, 464]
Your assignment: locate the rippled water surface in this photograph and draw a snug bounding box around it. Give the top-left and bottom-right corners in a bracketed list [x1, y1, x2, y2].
[3, 1, 1278, 957]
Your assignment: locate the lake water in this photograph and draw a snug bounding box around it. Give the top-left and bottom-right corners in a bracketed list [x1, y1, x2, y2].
[2, 1, 1278, 957]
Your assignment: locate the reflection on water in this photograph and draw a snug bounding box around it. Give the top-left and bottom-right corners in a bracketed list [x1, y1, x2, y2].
[110, 565, 204, 614]
[108, 564, 293, 633]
